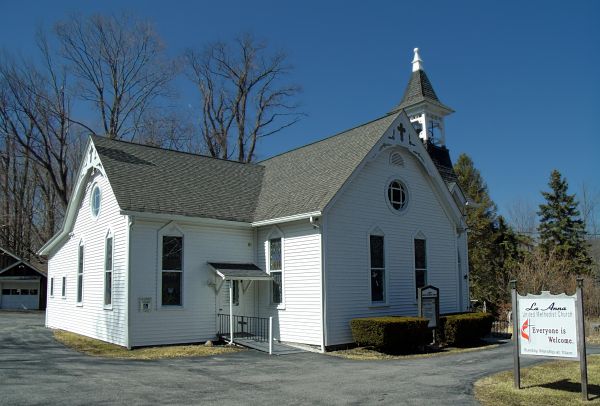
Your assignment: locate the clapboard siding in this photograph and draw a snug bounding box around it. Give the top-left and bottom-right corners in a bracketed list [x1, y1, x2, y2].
[46, 171, 128, 346]
[256, 221, 322, 346]
[129, 220, 254, 347]
[325, 147, 465, 345]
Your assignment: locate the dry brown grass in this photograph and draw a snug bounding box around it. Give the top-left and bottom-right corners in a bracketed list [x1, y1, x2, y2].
[328, 341, 500, 361]
[54, 330, 242, 360]
[475, 355, 600, 405]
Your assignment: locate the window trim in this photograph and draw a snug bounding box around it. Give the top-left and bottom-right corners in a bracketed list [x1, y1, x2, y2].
[90, 183, 102, 219]
[50, 277, 54, 297]
[384, 175, 410, 214]
[368, 229, 387, 305]
[267, 227, 285, 309]
[159, 225, 184, 309]
[104, 230, 114, 309]
[76, 240, 84, 305]
[413, 233, 428, 299]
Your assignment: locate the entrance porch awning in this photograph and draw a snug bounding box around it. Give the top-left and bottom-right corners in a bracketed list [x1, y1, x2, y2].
[208, 262, 272, 281]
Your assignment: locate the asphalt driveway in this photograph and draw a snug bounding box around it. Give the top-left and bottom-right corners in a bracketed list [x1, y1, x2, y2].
[0, 312, 589, 405]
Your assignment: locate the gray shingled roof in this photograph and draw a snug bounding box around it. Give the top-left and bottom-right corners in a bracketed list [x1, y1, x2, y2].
[253, 113, 399, 221]
[393, 69, 453, 112]
[94, 111, 436, 224]
[92, 136, 264, 222]
[92, 113, 399, 224]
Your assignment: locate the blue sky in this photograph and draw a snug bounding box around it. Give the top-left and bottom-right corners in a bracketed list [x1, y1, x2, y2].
[2, 0, 599, 225]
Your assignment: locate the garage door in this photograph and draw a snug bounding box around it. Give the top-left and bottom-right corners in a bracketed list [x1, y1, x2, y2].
[0, 283, 39, 309]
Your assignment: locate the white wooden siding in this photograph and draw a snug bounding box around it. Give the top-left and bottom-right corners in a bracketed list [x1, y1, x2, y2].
[46, 172, 128, 346]
[256, 221, 322, 346]
[129, 220, 254, 347]
[325, 147, 465, 345]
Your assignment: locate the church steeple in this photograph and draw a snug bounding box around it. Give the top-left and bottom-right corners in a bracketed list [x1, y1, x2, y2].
[392, 48, 453, 146]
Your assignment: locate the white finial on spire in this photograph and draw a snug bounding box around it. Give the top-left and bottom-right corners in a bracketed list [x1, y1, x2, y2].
[412, 47, 423, 72]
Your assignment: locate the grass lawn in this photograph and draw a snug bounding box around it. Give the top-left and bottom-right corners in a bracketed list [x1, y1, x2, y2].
[54, 330, 242, 360]
[475, 354, 600, 405]
[328, 340, 501, 361]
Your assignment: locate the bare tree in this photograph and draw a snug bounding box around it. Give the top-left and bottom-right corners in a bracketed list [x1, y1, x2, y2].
[55, 13, 175, 140]
[580, 182, 600, 238]
[507, 198, 538, 236]
[137, 110, 199, 152]
[0, 40, 73, 211]
[185, 33, 303, 162]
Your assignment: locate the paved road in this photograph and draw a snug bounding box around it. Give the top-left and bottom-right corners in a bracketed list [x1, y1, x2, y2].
[0, 312, 591, 405]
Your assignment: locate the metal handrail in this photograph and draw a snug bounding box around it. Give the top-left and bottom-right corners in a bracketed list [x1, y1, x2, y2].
[218, 314, 271, 343]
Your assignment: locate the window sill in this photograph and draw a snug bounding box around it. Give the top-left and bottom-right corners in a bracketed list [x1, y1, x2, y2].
[104, 305, 113, 311]
[160, 305, 185, 311]
[272, 304, 285, 310]
[368, 304, 390, 309]
[76, 303, 83, 307]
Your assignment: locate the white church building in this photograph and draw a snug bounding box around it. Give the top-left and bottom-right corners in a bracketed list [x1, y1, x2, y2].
[40, 49, 469, 351]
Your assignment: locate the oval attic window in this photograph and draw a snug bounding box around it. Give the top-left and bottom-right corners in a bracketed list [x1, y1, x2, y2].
[91, 184, 101, 218]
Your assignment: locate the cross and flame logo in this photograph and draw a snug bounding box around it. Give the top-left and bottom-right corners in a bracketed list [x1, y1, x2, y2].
[521, 318, 530, 342]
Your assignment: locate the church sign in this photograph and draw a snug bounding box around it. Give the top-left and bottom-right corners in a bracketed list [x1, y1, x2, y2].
[511, 279, 588, 400]
[418, 285, 439, 329]
[517, 294, 578, 358]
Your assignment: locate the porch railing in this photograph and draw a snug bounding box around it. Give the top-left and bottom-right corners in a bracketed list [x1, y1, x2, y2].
[217, 314, 271, 343]
[490, 320, 512, 338]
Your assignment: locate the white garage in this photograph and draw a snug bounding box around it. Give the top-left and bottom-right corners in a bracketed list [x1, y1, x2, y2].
[0, 247, 46, 310]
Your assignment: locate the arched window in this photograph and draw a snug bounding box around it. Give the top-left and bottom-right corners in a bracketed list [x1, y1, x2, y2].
[104, 231, 114, 307]
[267, 227, 284, 306]
[369, 227, 386, 304]
[77, 240, 84, 304]
[414, 233, 427, 297]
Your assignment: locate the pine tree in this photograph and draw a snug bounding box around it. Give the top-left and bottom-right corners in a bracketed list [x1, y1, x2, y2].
[537, 169, 591, 273]
[454, 154, 501, 309]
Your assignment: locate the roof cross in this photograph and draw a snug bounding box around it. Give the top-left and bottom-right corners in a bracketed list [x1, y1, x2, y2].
[397, 123, 406, 142]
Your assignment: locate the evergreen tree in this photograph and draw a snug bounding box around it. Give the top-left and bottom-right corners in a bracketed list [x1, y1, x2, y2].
[454, 154, 500, 308]
[537, 169, 591, 273]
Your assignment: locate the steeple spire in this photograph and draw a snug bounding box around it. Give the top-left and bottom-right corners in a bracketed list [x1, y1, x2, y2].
[390, 48, 454, 146]
[412, 48, 423, 72]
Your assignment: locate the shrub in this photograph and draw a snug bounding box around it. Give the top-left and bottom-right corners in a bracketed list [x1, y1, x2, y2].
[436, 312, 494, 346]
[350, 316, 430, 352]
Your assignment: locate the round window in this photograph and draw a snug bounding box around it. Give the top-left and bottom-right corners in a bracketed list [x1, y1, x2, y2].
[91, 184, 101, 218]
[387, 180, 408, 211]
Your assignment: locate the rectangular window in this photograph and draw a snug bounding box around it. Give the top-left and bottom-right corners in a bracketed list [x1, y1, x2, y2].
[232, 280, 239, 306]
[62, 276, 66, 297]
[105, 236, 113, 306]
[1, 289, 10, 295]
[270, 238, 282, 304]
[77, 244, 84, 303]
[162, 236, 182, 306]
[50, 278, 54, 297]
[370, 235, 385, 303]
[414, 239, 427, 296]
[30, 289, 38, 295]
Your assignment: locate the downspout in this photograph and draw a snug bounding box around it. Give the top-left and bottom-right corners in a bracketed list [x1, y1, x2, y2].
[319, 214, 328, 352]
[126, 215, 133, 349]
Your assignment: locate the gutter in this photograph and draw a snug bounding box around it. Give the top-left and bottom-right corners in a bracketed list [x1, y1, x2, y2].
[120, 211, 252, 229]
[251, 211, 322, 227]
